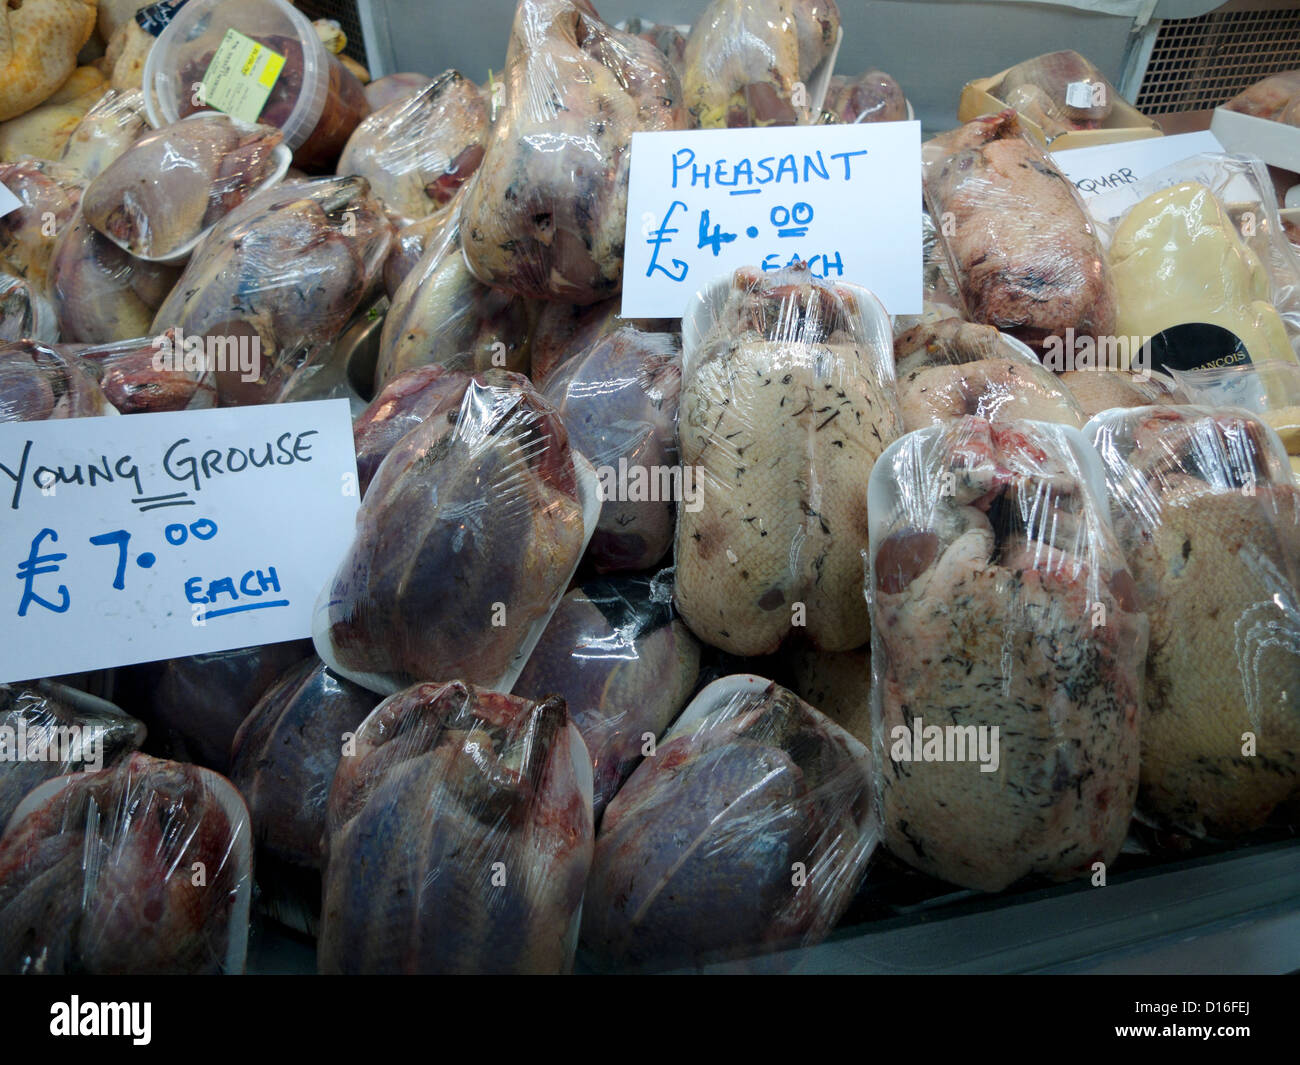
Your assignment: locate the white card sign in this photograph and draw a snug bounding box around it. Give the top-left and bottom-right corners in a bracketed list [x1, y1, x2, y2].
[622, 122, 922, 318]
[0, 399, 359, 682]
[1051, 130, 1224, 200]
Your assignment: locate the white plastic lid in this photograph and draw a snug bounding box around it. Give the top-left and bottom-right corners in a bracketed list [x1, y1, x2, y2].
[142, 0, 328, 151]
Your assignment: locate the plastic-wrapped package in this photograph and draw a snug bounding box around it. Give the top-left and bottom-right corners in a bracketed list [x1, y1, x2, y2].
[352, 364, 475, 496]
[893, 316, 1086, 431]
[382, 211, 446, 298]
[868, 418, 1145, 891]
[782, 643, 871, 746]
[229, 658, 379, 870]
[0, 340, 114, 421]
[315, 372, 599, 696]
[0, 0, 96, 124]
[0, 752, 251, 974]
[337, 71, 488, 224]
[682, 0, 840, 128]
[375, 201, 532, 387]
[1223, 69, 1300, 125]
[0, 681, 144, 829]
[0, 274, 57, 343]
[624, 17, 687, 78]
[150, 177, 392, 406]
[923, 111, 1117, 352]
[542, 327, 682, 571]
[72, 332, 218, 414]
[1059, 368, 1181, 417]
[116, 641, 315, 774]
[318, 680, 594, 974]
[995, 51, 1117, 136]
[364, 73, 434, 112]
[81, 115, 287, 261]
[1169, 361, 1300, 478]
[513, 576, 702, 820]
[57, 87, 149, 180]
[529, 296, 675, 385]
[459, 0, 686, 304]
[0, 160, 82, 292]
[675, 266, 902, 655]
[1087, 406, 1300, 835]
[581, 675, 876, 971]
[823, 70, 907, 124]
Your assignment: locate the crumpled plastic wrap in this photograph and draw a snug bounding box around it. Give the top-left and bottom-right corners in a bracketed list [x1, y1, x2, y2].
[0, 340, 114, 421]
[57, 87, 149, 181]
[674, 265, 902, 656]
[581, 675, 876, 971]
[459, 0, 685, 304]
[315, 372, 598, 696]
[682, 0, 840, 128]
[81, 115, 285, 260]
[923, 110, 1117, 353]
[71, 331, 218, 414]
[0, 274, 57, 343]
[375, 200, 532, 387]
[1058, 367, 1181, 418]
[542, 326, 682, 571]
[0, 752, 252, 974]
[49, 209, 183, 345]
[150, 176, 392, 406]
[1087, 406, 1300, 836]
[1223, 69, 1300, 126]
[995, 50, 1117, 137]
[364, 73, 434, 112]
[337, 71, 488, 224]
[513, 576, 702, 820]
[868, 417, 1145, 891]
[229, 658, 378, 870]
[823, 70, 907, 124]
[382, 211, 446, 297]
[318, 680, 594, 974]
[624, 17, 687, 78]
[893, 315, 1086, 431]
[529, 296, 674, 385]
[0, 159, 82, 293]
[0, 681, 144, 830]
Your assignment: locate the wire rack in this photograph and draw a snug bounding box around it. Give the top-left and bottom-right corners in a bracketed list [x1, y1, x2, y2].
[294, 0, 369, 64]
[1137, 8, 1300, 114]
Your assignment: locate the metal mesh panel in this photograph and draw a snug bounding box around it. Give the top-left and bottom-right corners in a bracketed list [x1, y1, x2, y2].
[295, 0, 368, 64]
[1136, 8, 1300, 114]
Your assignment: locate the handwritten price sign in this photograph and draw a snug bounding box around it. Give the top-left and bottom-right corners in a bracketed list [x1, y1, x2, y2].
[622, 122, 922, 319]
[0, 399, 358, 682]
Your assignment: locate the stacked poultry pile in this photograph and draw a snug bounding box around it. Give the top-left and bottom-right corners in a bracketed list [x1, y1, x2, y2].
[0, 0, 1296, 976]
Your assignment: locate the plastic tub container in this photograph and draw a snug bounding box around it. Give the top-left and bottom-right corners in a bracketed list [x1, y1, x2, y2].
[142, 0, 369, 173]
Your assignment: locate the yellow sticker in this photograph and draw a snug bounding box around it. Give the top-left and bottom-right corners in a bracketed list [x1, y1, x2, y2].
[199, 28, 285, 124]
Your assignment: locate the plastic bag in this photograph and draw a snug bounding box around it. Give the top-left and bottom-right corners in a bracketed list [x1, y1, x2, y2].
[923, 111, 1117, 353]
[542, 326, 682, 571]
[229, 658, 378, 870]
[674, 265, 902, 656]
[318, 680, 593, 974]
[1223, 69, 1300, 125]
[314, 372, 598, 696]
[150, 176, 392, 406]
[71, 331, 218, 414]
[581, 675, 876, 971]
[682, 0, 840, 128]
[81, 114, 286, 261]
[1169, 360, 1300, 478]
[48, 209, 183, 345]
[1058, 367, 1181, 418]
[57, 87, 150, 180]
[459, 0, 685, 303]
[867, 417, 1145, 891]
[0, 274, 57, 343]
[823, 70, 907, 124]
[0, 752, 251, 974]
[893, 316, 1086, 431]
[375, 200, 532, 388]
[0, 340, 114, 421]
[995, 50, 1118, 137]
[1086, 406, 1300, 835]
[0, 681, 144, 829]
[513, 575, 702, 820]
[0, 160, 82, 292]
[337, 71, 488, 225]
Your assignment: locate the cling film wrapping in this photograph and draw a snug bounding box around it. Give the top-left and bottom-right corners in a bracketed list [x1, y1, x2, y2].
[674, 264, 902, 656]
[318, 680, 593, 974]
[57, 87, 151, 182]
[994, 50, 1118, 139]
[867, 417, 1145, 891]
[1086, 405, 1300, 836]
[71, 331, 218, 414]
[0, 339, 114, 420]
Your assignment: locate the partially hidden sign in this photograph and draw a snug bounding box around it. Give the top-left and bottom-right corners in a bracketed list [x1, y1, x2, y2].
[622, 122, 922, 319]
[0, 399, 359, 683]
